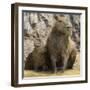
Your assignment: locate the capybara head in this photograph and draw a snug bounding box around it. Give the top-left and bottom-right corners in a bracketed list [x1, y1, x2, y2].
[54, 15, 72, 36]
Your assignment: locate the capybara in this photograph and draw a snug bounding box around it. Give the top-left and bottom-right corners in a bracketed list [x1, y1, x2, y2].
[47, 15, 77, 73]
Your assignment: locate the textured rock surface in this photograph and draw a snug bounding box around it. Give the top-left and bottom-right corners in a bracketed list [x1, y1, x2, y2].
[23, 12, 80, 70]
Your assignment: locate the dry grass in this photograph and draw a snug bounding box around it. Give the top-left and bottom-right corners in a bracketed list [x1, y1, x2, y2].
[24, 69, 80, 77]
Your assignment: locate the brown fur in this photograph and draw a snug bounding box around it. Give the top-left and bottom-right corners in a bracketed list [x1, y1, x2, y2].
[47, 20, 77, 73]
[31, 46, 47, 71]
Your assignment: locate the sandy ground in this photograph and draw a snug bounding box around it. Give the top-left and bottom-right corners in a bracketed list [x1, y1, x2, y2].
[24, 52, 80, 77]
[24, 69, 80, 77]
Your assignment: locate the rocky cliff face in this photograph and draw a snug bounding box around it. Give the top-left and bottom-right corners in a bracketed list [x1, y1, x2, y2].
[23, 12, 80, 69]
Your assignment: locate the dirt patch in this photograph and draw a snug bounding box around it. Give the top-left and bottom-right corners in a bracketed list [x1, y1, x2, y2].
[24, 69, 80, 77]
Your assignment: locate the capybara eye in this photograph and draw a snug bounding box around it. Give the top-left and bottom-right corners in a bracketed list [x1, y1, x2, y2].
[67, 26, 70, 28]
[58, 20, 62, 22]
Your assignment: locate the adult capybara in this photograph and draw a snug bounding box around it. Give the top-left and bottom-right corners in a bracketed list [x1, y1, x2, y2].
[47, 15, 77, 73]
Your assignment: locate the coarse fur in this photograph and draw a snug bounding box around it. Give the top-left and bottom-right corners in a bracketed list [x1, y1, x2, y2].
[31, 46, 48, 71]
[47, 19, 77, 73]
